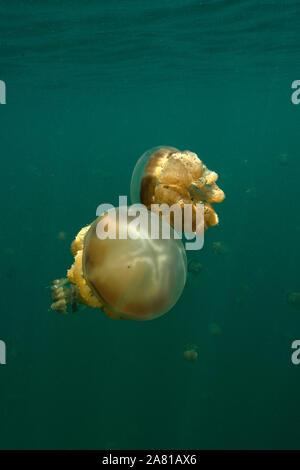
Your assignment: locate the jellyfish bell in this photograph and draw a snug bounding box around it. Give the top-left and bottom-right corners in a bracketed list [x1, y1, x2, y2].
[82, 207, 187, 320]
[130, 146, 225, 234]
[52, 206, 187, 321]
[130, 146, 179, 206]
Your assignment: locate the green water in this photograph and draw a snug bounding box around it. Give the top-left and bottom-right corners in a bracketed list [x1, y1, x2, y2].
[1, 0, 300, 449]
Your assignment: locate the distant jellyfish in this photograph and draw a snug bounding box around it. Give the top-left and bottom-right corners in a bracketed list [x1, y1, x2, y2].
[51, 207, 187, 321]
[184, 345, 198, 362]
[208, 322, 222, 336]
[212, 241, 229, 255]
[287, 292, 300, 309]
[57, 231, 67, 240]
[187, 259, 203, 275]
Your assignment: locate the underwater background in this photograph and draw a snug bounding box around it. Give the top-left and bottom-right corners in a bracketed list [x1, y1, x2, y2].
[1, 0, 300, 450]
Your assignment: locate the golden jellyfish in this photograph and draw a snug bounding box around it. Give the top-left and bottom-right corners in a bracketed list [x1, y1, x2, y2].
[183, 346, 198, 362]
[187, 259, 203, 275]
[51, 207, 187, 321]
[130, 146, 225, 233]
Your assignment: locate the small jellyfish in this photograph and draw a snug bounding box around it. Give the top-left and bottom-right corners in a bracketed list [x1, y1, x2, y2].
[51, 207, 187, 321]
[130, 146, 225, 233]
[183, 346, 198, 362]
[287, 292, 300, 309]
[212, 241, 229, 255]
[57, 231, 67, 240]
[208, 322, 222, 336]
[187, 259, 203, 275]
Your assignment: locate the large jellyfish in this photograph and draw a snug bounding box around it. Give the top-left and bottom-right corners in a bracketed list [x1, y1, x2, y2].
[51, 208, 187, 320]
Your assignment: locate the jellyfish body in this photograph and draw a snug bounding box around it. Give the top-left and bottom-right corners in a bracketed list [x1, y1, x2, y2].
[183, 347, 198, 362]
[66, 207, 187, 321]
[130, 146, 225, 232]
[188, 259, 203, 275]
[212, 241, 229, 255]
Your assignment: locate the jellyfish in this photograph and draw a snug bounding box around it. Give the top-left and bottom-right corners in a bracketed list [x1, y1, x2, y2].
[130, 146, 225, 233]
[183, 345, 198, 362]
[51, 207, 187, 321]
[57, 231, 67, 240]
[287, 292, 300, 309]
[212, 241, 229, 256]
[187, 259, 203, 275]
[208, 322, 222, 336]
[186, 258, 203, 285]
